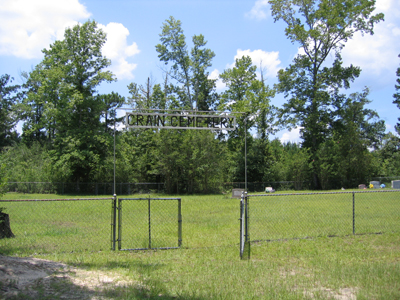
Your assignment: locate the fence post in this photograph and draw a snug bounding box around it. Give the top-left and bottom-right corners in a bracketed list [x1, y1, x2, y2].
[245, 192, 249, 248]
[243, 192, 250, 260]
[118, 198, 122, 250]
[352, 192, 355, 235]
[148, 196, 151, 249]
[240, 191, 250, 260]
[178, 198, 182, 247]
[111, 194, 117, 250]
[240, 192, 244, 259]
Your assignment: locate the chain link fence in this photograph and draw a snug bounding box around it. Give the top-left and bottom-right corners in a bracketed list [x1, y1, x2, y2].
[1, 190, 399, 256]
[245, 190, 400, 244]
[6, 182, 165, 195]
[116, 197, 182, 251]
[0, 196, 182, 254]
[7, 178, 400, 195]
[0, 198, 114, 254]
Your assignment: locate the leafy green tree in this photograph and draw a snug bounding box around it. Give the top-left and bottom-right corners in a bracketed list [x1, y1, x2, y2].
[268, 138, 285, 180]
[219, 56, 275, 183]
[269, 141, 311, 190]
[269, 0, 384, 188]
[220, 56, 256, 112]
[335, 90, 385, 187]
[332, 88, 385, 150]
[23, 20, 116, 183]
[0, 163, 8, 196]
[152, 129, 225, 194]
[219, 56, 276, 136]
[114, 128, 160, 183]
[376, 132, 400, 177]
[219, 56, 257, 182]
[315, 139, 339, 189]
[97, 92, 125, 133]
[317, 89, 385, 188]
[0, 74, 21, 148]
[127, 77, 168, 110]
[394, 54, 400, 135]
[156, 16, 217, 110]
[1, 143, 53, 183]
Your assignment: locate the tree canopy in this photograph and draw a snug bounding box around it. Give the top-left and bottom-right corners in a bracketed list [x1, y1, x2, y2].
[0, 74, 21, 148]
[0, 14, 397, 194]
[394, 54, 400, 135]
[22, 20, 118, 183]
[269, 0, 384, 188]
[156, 16, 217, 111]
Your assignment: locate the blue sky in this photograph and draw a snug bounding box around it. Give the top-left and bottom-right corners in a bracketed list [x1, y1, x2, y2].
[1, 0, 399, 142]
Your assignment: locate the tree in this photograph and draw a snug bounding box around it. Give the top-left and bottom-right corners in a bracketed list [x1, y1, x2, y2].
[269, 141, 312, 190]
[219, 56, 258, 182]
[1, 143, 54, 191]
[219, 56, 276, 183]
[97, 92, 125, 133]
[394, 54, 400, 135]
[219, 56, 276, 141]
[0, 163, 8, 196]
[269, 0, 384, 188]
[315, 89, 385, 188]
[378, 132, 400, 177]
[156, 16, 217, 110]
[23, 20, 116, 183]
[127, 77, 167, 110]
[332, 88, 385, 150]
[0, 74, 21, 148]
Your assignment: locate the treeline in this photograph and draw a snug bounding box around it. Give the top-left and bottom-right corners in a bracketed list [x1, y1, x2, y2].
[1, 1, 400, 194]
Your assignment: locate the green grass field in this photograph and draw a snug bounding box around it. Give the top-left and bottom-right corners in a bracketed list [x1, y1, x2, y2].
[0, 191, 399, 299]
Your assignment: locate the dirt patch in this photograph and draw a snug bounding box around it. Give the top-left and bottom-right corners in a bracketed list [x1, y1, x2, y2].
[0, 255, 136, 299]
[279, 268, 358, 300]
[303, 286, 358, 300]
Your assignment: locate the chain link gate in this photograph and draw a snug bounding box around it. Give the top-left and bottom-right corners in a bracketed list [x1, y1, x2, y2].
[115, 197, 182, 251]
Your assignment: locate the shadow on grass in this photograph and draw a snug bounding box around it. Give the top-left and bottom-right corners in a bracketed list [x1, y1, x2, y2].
[0, 244, 41, 257]
[71, 259, 207, 300]
[1, 274, 97, 300]
[1, 259, 206, 300]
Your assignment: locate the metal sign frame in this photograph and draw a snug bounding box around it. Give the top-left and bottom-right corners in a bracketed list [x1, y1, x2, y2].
[124, 110, 236, 131]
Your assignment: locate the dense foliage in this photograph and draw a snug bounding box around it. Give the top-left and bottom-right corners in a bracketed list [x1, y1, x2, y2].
[0, 11, 399, 193]
[268, 0, 384, 188]
[394, 54, 400, 135]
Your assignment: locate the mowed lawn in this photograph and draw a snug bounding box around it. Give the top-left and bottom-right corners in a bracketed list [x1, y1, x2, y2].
[0, 191, 399, 299]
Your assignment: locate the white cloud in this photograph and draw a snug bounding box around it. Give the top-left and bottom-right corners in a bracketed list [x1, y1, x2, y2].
[245, 0, 269, 20]
[0, 0, 90, 58]
[209, 69, 226, 90]
[230, 49, 281, 79]
[99, 22, 140, 80]
[213, 49, 281, 93]
[279, 127, 302, 144]
[341, 0, 400, 88]
[0, 1, 140, 80]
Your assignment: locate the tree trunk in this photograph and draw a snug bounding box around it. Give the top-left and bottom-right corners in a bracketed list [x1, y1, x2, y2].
[0, 212, 15, 239]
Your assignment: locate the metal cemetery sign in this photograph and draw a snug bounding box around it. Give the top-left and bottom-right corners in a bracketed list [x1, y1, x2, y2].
[125, 111, 236, 131]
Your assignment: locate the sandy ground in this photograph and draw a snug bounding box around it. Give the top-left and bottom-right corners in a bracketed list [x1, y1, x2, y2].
[0, 255, 135, 299]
